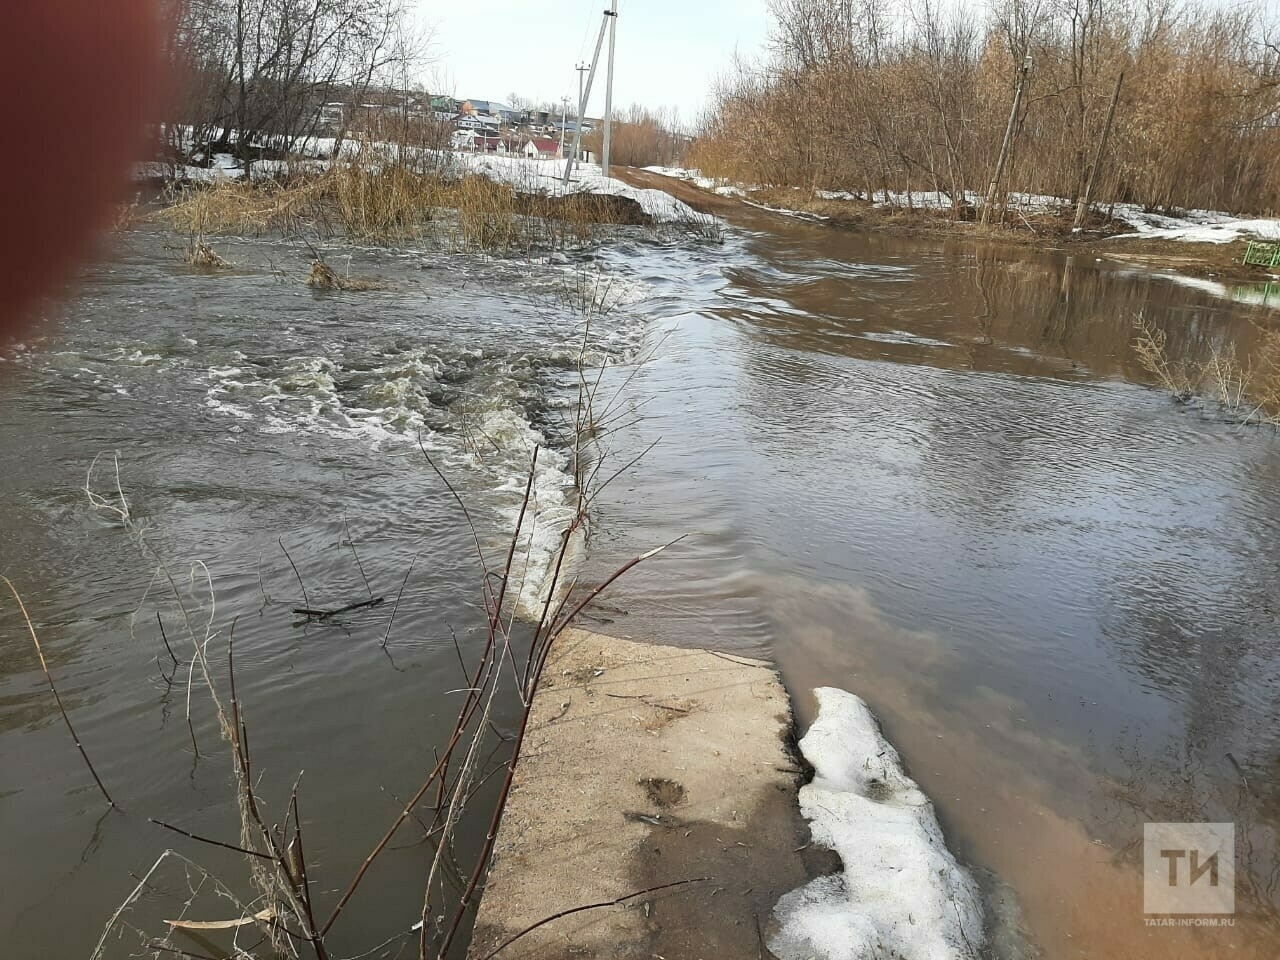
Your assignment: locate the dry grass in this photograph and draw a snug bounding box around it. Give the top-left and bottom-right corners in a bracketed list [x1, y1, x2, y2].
[109, 197, 144, 232]
[306, 258, 377, 291]
[1133, 317, 1280, 424]
[187, 240, 231, 269]
[157, 154, 667, 256]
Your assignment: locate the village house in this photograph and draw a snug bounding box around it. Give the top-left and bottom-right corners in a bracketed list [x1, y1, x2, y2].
[522, 137, 563, 160]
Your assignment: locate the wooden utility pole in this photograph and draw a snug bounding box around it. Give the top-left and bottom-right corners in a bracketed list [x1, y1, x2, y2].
[602, 0, 618, 177]
[1073, 71, 1124, 231]
[982, 53, 1033, 225]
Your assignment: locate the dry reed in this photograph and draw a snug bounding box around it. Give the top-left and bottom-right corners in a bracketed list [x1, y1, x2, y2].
[1133, 316, 1280, 423]
[156, 151, 675, 256]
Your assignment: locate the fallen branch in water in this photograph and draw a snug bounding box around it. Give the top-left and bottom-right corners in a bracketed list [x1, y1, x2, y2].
[292, 597, 386, 620]
[3, 576, 116, 809]
[148, 817, 273, 860]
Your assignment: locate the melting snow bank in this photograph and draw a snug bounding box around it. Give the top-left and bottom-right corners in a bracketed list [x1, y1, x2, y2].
[1104, 206, 1280, 243]
[642, 165, 747, 198]
[454, 154, 715, 225]
[771, 687, 985, 960]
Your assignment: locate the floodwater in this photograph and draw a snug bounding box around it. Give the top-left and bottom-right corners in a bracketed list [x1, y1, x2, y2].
[2, 207, 1280, 959]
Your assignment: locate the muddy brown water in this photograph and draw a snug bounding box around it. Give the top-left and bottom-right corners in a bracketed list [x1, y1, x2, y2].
[2, 209, 1279, 959]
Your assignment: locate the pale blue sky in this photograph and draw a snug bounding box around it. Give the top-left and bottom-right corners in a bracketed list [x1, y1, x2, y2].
[415, 0, 773, 119]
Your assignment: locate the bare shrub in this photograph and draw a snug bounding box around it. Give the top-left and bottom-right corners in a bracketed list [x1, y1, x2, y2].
[693, 0, 1280, 217]
[1133, 316, 1280, 423]
[583, 105, 688, 168]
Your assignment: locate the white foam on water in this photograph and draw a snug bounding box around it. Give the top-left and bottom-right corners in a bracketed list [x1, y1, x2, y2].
[199, 350, 582, 618]
[770, 687, 985, 960]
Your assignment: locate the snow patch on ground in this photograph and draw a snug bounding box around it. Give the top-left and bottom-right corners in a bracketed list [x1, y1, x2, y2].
[454, 154, 712, 224]
[770, 687, 985, 960]
[643, 165, 746, 197]
[1105, 205, 1280, 243]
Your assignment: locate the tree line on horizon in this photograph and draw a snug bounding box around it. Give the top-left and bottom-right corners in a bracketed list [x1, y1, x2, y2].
[689, 0, 1280, 217]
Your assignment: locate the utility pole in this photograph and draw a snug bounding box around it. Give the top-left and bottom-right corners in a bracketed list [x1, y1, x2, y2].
[981, 53, 1032, 226]
[1073, 71, 1124, 231]
[559, 96, 570, 157]
[602, 0, 618, 177]
[573, 64, 588, 167]
[575, 63, 589, 122]
[564, 8, 611, 184]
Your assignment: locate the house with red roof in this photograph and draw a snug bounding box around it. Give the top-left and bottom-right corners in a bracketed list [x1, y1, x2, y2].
[522, 137, 563, 160]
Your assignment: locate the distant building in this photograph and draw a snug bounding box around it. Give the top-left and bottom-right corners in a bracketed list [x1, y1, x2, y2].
[316, 102, 345, 132]
[453, 130, 520, 154]
[522, 137, 563, 160]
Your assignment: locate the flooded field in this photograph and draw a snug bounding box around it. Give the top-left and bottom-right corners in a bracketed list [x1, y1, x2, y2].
[3, 208, 1279, 958]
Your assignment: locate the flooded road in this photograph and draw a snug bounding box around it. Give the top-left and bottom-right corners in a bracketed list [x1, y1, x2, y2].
[3, 208, 1280, 958]
[584, 211, 1280, 958]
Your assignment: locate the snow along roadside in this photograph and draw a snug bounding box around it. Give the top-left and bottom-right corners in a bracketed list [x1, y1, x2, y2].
[770, 687, 985, 960]
[642, 166, 1280, 243]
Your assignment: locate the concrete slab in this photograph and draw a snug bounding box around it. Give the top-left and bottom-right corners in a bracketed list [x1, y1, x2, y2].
[468, 629, 817, 960]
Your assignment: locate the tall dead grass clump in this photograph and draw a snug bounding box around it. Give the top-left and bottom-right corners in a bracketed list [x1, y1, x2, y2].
[449, 175, 525, 252]
[160, 176, 321, 237]
[157, 157, 666, 254]
[326, 157, 444, 240]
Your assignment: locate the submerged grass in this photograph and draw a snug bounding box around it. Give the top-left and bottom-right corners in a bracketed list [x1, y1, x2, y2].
[305, 257, 377, 291]
[1133, 317, 1280, 425]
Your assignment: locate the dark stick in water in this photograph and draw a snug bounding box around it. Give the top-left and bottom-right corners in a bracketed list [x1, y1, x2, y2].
[279, 537, 311, 611]
[3, 576, 116, 809]
[292, 597, 386, 619]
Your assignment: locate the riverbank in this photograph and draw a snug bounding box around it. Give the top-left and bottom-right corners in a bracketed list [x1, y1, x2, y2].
[143, 151, 717, 254]
[615, 168, 1280, 283]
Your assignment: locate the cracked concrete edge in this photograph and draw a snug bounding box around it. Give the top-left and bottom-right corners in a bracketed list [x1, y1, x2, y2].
[467, 628, 821, 960]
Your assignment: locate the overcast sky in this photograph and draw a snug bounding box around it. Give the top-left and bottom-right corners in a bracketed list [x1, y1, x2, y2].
[415, 0, 773, 120]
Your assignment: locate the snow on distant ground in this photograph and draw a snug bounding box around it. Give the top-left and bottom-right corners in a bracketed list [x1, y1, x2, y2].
[643, 165, 746, 198]
[136, 153, 246, 184]
[1105, 206, 1280, 243]
[456, 154, 713, 224]
[643, 168, 1280, 243]
[770, 687, 985, 960]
